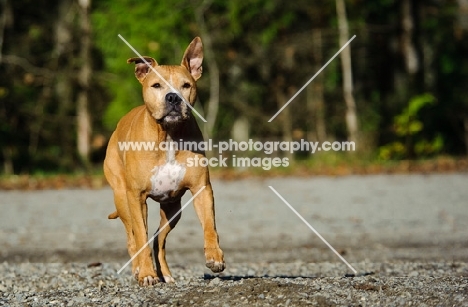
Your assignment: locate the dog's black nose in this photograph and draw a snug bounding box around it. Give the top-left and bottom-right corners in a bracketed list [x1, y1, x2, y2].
[165, 93, 182, 106]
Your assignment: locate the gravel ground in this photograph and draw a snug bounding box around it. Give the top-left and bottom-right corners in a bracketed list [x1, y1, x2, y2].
[1, 262, 467, 306]
[1, 174, 467, 306]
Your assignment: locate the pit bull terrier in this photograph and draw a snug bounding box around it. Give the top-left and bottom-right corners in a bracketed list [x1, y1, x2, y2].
[104, 37, 225, 286]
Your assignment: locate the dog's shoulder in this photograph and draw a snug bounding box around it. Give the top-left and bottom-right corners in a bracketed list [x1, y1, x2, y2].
[113, 105, 147, 138]
[118, 105, 146, 125]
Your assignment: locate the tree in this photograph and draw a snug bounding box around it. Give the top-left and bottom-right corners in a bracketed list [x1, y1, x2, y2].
[76, 0, 92, 167]
[336, 0, 358, 144]
[307, 29, 327, 143]
[195, 0, 220, 140]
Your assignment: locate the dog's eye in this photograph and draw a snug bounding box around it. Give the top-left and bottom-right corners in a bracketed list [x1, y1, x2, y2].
[182, 82, 191, 89]
[152, 83, 161, 88]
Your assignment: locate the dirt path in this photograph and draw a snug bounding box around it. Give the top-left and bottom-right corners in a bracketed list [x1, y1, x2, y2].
[1, 174, 467, 306]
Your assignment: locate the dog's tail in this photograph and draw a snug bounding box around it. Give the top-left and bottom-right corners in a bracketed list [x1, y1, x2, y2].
[108, 211, 119, 219]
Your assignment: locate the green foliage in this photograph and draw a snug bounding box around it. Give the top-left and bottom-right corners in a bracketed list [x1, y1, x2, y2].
[378, 94, 444, 160]
[394, 93, 435, 136]
[92, 0, 196, 129]
[414, 134, 444, 156]
[379, 142, 406, 160]
[226, 0, 294, 44]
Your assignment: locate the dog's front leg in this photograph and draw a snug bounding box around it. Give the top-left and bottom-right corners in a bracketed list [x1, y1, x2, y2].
[192, 184, 225, 273]
[127, 190, 158, 286]
[153, 201, 182, 283]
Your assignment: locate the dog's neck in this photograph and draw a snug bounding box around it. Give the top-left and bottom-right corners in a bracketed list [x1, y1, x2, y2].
[160, 121, 191, 144]
[143, 108, 187, 142]
[144, 108, 205, 156]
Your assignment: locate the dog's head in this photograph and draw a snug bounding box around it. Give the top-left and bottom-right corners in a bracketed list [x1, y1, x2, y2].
[127, 37, 203, 128]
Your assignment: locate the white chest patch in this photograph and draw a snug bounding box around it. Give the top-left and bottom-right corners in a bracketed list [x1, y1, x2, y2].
[150, 161, 186, 201]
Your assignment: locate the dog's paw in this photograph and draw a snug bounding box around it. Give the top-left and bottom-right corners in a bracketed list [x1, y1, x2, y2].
[205, 247, 226, 273]
[163, 275, 175, 283]
[206, 260, 226, 273]
[139, 275, 158, 286]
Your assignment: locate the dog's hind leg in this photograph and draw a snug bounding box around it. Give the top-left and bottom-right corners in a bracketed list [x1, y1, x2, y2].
[153, 200, 182, 283]
[104, 158, 140, 280]
[112, 189, 141, 279]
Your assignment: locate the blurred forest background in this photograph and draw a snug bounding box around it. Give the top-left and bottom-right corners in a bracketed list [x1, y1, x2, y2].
[1, 0, 468, 175]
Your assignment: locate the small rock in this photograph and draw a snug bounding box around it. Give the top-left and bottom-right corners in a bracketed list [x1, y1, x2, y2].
[111, 297, 120, 304]
[408, 271, 419, 277]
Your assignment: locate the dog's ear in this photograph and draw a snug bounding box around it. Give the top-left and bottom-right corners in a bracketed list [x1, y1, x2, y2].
[127, 57, 158, 82]
[181, 37, 203, 81]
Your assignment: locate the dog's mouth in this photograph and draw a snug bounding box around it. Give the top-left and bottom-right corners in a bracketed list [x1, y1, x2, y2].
[164, 111, 182, 123]
[157, 110, 183, 124]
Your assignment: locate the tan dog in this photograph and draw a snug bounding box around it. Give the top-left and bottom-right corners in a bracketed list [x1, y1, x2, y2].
[104, 37, 225, 286]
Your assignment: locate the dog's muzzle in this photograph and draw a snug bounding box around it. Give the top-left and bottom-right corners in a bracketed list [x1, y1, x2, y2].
[157, 92, 186, 125]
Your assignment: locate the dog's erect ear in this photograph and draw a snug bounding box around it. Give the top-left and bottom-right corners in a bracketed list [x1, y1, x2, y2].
[181, 37, 203, 81]
[127, 57, 158, 82]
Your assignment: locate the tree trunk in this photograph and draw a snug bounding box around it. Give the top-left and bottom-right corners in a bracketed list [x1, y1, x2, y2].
[275, 77, 293, 160]
[231, 116, 250, 143]
[77, 0, 92, 168]
[307, 29, 327, 143]
[0, 0, 12, 173]
[0, 0, 13, 63]
[401, 0, 419, 75]
[400, 0, 419, 158]
[195, 0, 219, 140]
[54, 0, 74, 169]
[336, 0, 358, 144]
[2, 147, 13, 175]
[455, 0, 468, 156]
